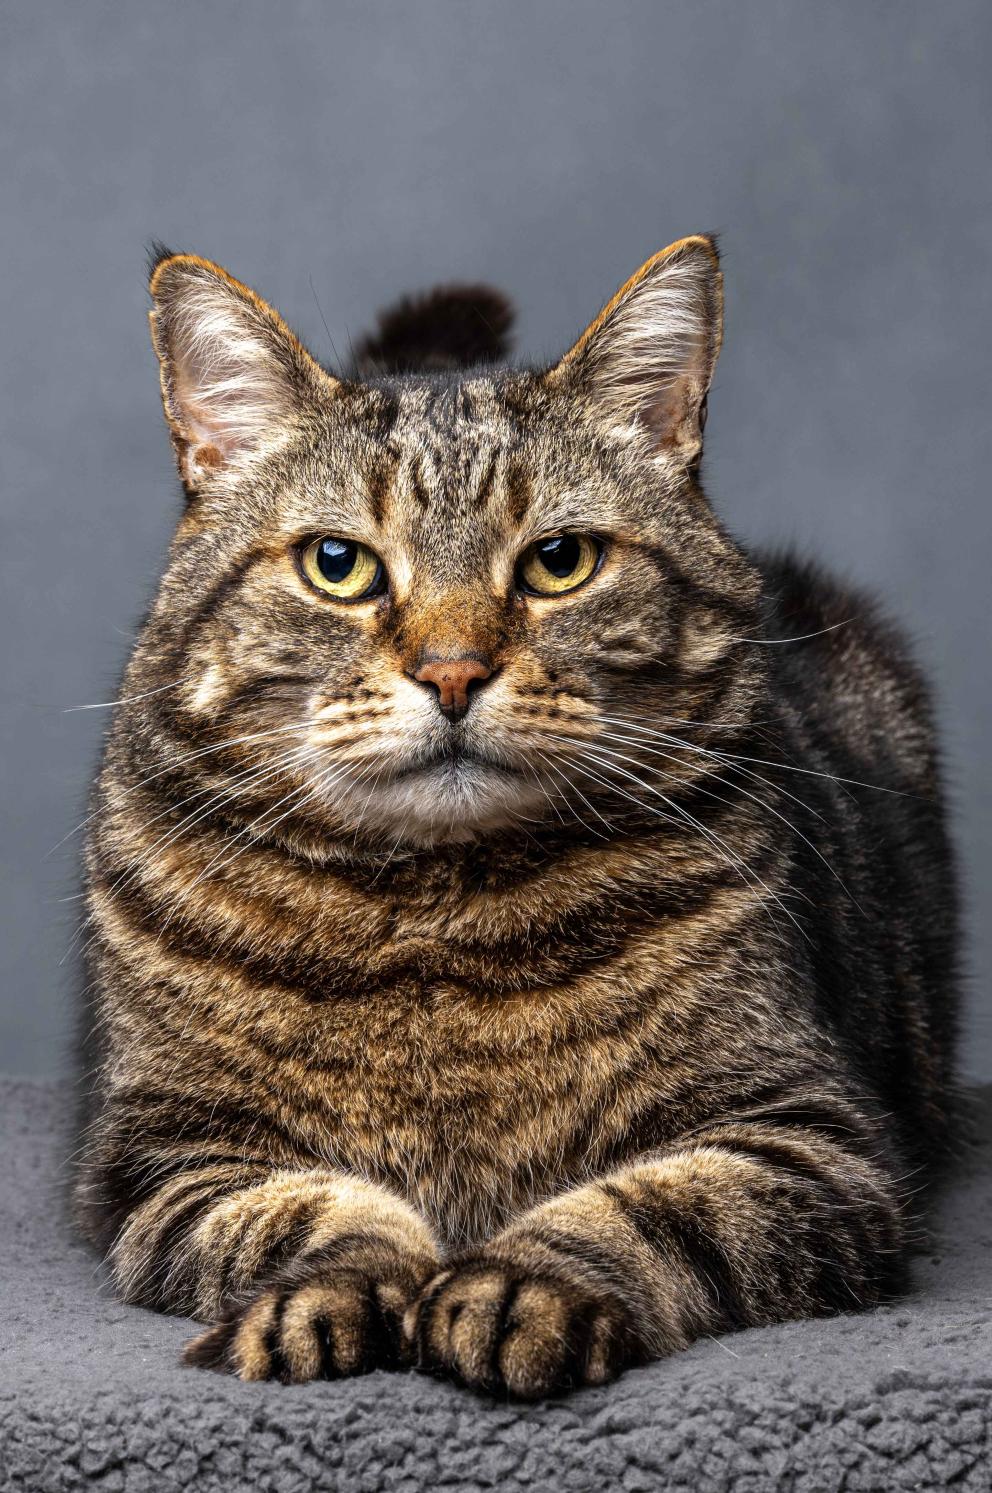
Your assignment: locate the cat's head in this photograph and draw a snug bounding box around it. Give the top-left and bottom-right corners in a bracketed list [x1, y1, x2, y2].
[133, 237, 764, 848]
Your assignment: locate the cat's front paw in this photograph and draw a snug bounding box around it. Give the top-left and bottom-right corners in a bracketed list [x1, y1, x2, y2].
[406, 1251, 644, 1398]
[185, 1239, 437, 1383]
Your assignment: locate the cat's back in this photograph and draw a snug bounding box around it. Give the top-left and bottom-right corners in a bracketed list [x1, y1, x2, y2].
[751, 549, 959, 1154]
[754, 550, 941, 795]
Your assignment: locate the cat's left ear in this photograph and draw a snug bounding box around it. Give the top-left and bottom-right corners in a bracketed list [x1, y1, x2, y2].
[148, 250, 339, 492]
[547, 235, 722, 466]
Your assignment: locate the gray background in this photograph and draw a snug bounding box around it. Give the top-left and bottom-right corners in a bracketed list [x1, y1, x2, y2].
[1, 1, 989, 1078]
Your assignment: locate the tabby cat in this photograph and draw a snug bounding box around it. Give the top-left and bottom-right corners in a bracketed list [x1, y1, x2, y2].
[76, 235, 958, 1397]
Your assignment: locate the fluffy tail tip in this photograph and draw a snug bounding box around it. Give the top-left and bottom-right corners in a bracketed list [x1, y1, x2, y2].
[351, 284, 514, 375]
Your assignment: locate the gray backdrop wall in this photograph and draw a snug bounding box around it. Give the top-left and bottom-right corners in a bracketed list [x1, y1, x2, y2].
[2, 1, 990, 1077]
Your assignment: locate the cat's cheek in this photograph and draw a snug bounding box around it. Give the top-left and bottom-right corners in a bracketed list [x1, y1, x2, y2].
[678, 606, 734, 672]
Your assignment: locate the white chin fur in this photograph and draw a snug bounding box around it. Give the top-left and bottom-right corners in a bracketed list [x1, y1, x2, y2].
[331, 759, 546, 846]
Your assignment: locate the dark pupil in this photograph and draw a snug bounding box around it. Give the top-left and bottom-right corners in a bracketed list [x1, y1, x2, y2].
[316, 538, 357, 584]
[537, 535, 580, 578]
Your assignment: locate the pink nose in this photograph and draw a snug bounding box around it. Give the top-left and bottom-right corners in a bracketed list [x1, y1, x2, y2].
[413, 656, 493, 720]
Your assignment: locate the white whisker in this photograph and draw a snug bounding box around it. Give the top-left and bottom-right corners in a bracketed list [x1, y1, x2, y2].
[549, 740, 806, 941]
[730, 619, 854, 645]
[153, 758, 365, 944]
[536, 750, 614, 838]
[589, 727, 861, 911]
[60, 745, 316, 966]
[595, 715, 826, 822]
[48, 717, 317, 856]
[62, 679, 189, 713]
[596, 713, 913, 798]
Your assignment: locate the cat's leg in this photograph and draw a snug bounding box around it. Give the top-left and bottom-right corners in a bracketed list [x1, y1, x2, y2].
[408, 1116, 905, 1397]
[95, 1155, 439, 1381]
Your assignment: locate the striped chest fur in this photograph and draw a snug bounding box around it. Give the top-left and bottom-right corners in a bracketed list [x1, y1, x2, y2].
[88, 794, 775, 1248]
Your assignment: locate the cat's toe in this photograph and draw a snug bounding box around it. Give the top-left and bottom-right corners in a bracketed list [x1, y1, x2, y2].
[184, 1267, 415, 1382]
[410, 1257, 639, 1397]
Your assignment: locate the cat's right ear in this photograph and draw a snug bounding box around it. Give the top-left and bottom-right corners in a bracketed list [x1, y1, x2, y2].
[148, 250, 338, 493]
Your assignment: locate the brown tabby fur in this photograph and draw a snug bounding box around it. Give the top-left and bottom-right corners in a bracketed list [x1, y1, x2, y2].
[75, 236, 957, 1397]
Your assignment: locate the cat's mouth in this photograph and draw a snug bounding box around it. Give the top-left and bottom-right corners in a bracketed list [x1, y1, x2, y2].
[319, 734, 545, 845]
[388, 744, 519, 782]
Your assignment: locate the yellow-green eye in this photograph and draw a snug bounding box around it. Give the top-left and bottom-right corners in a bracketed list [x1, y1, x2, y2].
[300, 537, 385, 601]
[518, 533, 601, 596]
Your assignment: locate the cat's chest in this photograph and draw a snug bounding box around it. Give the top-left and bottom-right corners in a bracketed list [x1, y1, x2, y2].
[299, 854, 640, 1005]
[180, 843, 743, 1235]
[302, 980, 640, 1244]
[282, 899, 687, 1242]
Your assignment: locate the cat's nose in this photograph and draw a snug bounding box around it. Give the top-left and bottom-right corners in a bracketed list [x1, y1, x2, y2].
[412, 655, 493, 721]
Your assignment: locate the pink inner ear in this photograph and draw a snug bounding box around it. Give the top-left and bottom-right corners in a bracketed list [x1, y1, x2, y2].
[172, 360, 271, 460]
[640, 377, 701, 448]
[178, 390, 240, 458]
[162, 282, 295, 461]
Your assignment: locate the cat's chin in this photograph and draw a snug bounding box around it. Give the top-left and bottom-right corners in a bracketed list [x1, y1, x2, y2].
[331, 757, 548, 847]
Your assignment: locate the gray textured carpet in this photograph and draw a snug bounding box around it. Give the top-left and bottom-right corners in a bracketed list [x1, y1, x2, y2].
[1, 1079, 990, 1493]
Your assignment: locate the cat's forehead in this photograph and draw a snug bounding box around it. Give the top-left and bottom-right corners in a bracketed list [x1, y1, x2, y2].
[278, 368, 628, 565]
[329, 372, 551, 541]
[376, 371, 530, 471]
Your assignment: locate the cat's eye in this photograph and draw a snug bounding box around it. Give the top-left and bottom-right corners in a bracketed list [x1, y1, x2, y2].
[300, 537, 385, 601]
[517, 533, 602, 596]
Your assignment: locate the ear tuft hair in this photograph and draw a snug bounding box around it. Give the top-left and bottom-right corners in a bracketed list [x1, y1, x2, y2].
[146, 240, 180, 279]
[351, 284, 515, 375]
